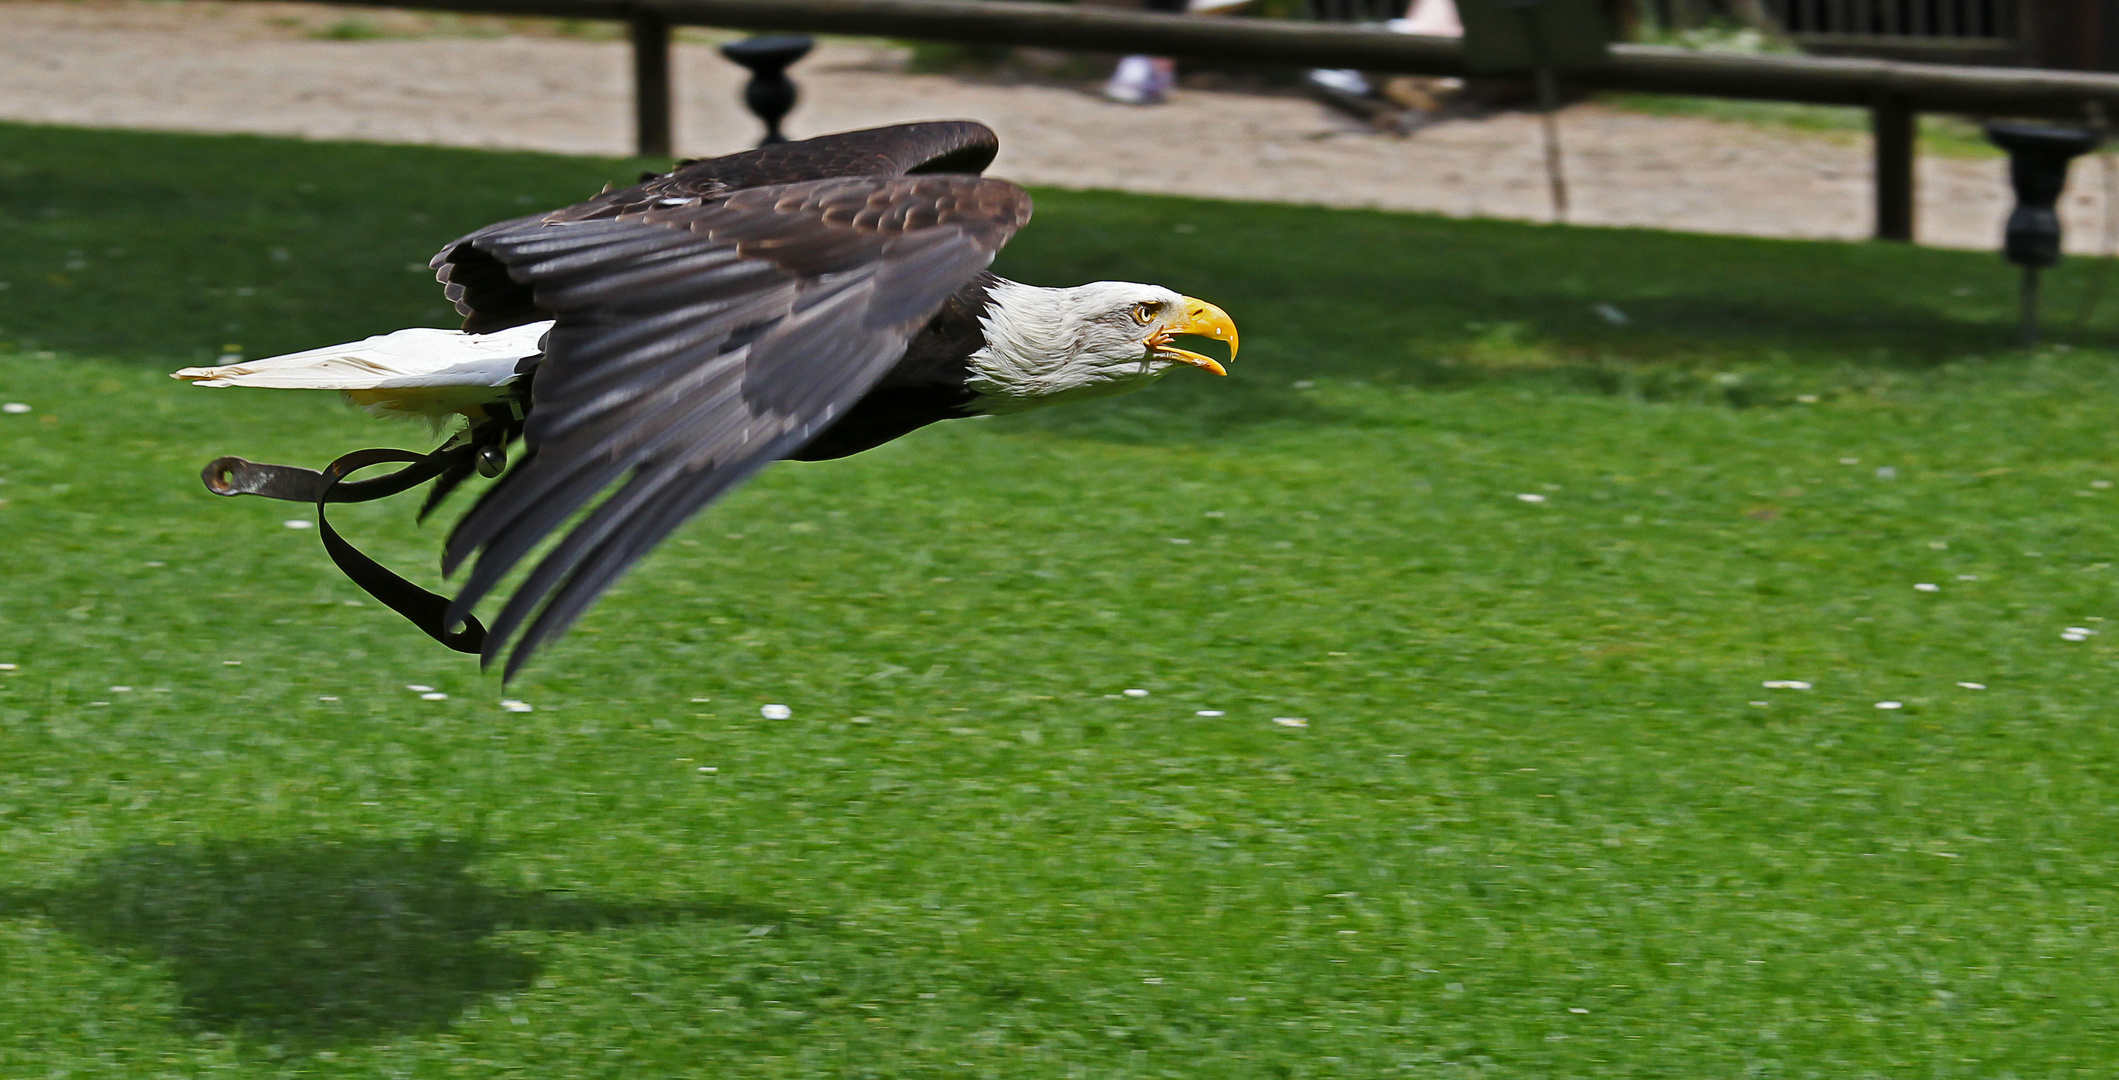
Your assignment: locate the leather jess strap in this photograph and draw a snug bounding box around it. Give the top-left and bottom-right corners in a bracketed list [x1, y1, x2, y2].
[201, 445, 489, 654]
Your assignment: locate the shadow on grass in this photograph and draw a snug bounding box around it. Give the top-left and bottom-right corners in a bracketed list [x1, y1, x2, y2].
[0, 836, 804, 1048]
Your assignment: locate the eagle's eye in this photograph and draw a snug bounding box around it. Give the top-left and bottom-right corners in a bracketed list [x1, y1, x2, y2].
[1131, 301, 1162, 325]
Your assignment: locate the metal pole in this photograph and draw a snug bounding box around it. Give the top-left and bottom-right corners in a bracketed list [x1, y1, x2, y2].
[1872, 91, 1915, 241]
[1535, 64, 1569, 223]
[631, 8, 673, 158]
[2022, 264, 2041, 346]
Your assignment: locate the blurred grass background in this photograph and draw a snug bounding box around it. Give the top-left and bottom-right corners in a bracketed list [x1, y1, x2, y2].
[1599, 93, 2006, 158]
[3, 122, 2118, 1077]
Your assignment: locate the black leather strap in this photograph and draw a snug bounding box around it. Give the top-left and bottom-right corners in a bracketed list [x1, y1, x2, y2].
[202, 454, 454, 504]
[200, 443, 489, 654]
[314, 447, 488, 654]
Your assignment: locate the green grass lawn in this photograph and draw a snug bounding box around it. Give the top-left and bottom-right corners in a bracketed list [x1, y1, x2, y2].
[5, 121, 2119, 1077]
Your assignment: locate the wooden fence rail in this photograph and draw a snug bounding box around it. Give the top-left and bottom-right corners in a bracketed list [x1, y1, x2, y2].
[233, 0, 2119, 241]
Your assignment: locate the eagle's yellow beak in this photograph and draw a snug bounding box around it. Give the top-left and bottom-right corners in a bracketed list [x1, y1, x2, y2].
[1154, 297, 1239, 376]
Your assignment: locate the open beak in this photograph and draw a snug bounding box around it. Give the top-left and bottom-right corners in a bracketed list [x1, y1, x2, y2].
[1152, 297, 1239, 376]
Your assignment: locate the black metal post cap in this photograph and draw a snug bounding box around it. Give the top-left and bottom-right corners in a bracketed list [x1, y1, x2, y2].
[719, 34, 815, 67]
[720, 35, 814, 147]
[1985, 122, 2101, 269]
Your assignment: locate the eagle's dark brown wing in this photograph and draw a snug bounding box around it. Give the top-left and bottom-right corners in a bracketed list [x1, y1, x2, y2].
[553, 120, 1000, 222]
[433, 122, 1000, 334]
[438, 173, 1032, 677]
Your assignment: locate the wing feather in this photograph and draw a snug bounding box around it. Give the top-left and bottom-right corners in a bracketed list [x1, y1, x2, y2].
[500, 462, 752, 669]
[432, 122, 1001, 334]
[433, 168, 1031, 676]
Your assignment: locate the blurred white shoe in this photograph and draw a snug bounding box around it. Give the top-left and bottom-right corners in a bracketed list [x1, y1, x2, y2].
[1104, 55, 1173, 105]
[1307, 68, 1372, 97]
[1389, 0, 1463, 37]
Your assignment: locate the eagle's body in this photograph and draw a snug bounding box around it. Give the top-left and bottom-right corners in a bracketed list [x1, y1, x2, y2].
[176, 122, 1236, 676]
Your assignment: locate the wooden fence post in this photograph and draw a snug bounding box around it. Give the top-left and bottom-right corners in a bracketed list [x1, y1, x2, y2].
[1872, 92, 1916, 241]
[631, 7, 673, 158]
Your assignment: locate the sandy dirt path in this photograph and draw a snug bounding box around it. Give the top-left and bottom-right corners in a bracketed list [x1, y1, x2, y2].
[2, 0, 2111, 252]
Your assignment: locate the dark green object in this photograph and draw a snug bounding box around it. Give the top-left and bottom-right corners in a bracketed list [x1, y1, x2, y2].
[720, 35, 814, 146]
[1983, 121, 2101, 345]
[1985, 122, 2099, 270]
[1457, 0, 1612, 73]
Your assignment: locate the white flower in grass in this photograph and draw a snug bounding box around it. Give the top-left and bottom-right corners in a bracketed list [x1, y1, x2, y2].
[0, 663, 17, 670]
[1957, 682, 1986, 690]
[2062, 630, 2091, 641]
[1876, 701, 1903, 710]
[2066, 627, 2095, 636]
[500, 699, 534, 713]
[222, 660, 241, 666]
[760, 703, 792, 720]
[109, 686, 131, 693]
[1123, 688, 1150, 697]
[1196, 710, 1225, 717]
[1272, 717, 1309, 728]
[1516, 493, 1547, 503]
[283, 519, 311, 530]
[406, 684, 434, 692]
[1761, 680, 1811, 690]
[420, 692, 448, 701]
[319, 696, 338, 702]
[2, 403, 30, 415]
[1914, 583, 1939, 592]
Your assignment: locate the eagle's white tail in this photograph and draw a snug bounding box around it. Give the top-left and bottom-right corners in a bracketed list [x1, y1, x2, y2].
[172, 321, 550, 420]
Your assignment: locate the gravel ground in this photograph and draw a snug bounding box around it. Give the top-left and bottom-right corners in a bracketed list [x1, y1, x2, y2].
[3, 0, 2112, 252]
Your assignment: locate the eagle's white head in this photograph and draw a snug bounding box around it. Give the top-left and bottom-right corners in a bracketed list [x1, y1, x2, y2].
[965, 279, 1239, 414]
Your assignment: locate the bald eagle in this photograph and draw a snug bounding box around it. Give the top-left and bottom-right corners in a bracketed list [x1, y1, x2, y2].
[175, 121, 1238, 677]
